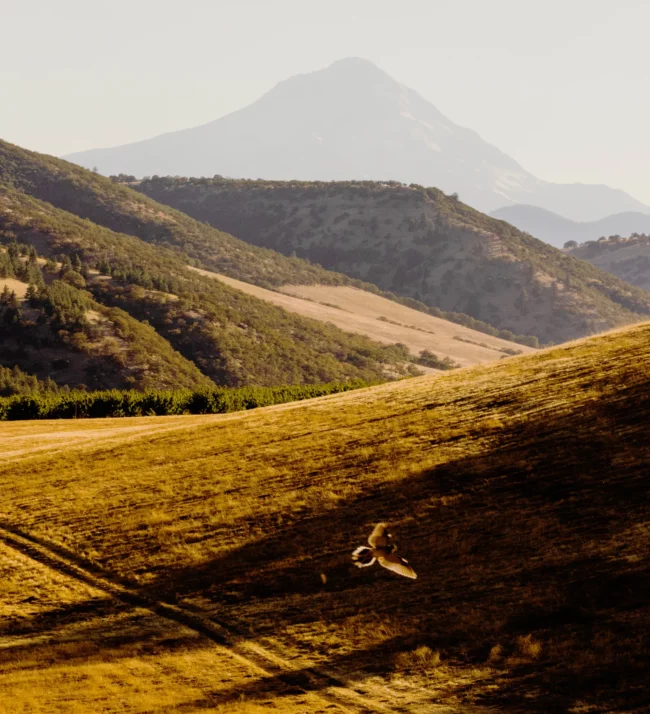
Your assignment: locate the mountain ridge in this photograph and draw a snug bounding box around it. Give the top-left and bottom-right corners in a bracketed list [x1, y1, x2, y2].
[64, 57, 650, 222]
[491, 204, 650, 247]
[567, 233, 650, 292]
[136, 175, 650, 344]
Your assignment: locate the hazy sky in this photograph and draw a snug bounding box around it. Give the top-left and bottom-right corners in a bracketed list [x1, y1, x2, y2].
[2, 0, 649, 203]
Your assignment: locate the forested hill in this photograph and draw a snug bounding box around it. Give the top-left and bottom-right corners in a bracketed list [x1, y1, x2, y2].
[0, 138, 546, 348]
[0, 240, 214, 391]
[566, 234, 650, 292]
[0, 139, 352, 289]
[136, 176, 650, 344]
[0, 185, 423, 390]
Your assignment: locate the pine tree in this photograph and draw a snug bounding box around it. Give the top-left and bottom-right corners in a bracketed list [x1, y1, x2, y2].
[25, 284, 38, 304]
[59, 255, 73, 277]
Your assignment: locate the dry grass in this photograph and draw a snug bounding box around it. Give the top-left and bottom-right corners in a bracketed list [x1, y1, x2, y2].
[0, 277, 28, 298]
[0, 544, 346, 713]
[2, 322, 650, 711]
[189, 267, 535, 366]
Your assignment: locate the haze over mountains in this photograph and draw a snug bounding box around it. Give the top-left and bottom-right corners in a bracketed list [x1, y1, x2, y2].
[492, 205, 650, 248]
[65, 58, 650, 224]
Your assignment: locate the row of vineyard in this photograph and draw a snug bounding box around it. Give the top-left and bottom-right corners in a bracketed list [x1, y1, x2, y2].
[0, 379, 377, 420]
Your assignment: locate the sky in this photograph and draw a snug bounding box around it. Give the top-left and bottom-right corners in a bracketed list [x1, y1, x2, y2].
[2, 0, 649, 203]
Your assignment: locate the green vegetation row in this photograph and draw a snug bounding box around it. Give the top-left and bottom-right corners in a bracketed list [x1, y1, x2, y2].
[0, 379, 377, 421]
[0, 364, 59, 397]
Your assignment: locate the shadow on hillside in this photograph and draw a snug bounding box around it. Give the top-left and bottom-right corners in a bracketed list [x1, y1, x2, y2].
[6, 378, 649, 711]
[136, 377, 650, 711]
[0, 596, 215, 670]
[145, 634, 475, 713]
[1, 597, 123, 639]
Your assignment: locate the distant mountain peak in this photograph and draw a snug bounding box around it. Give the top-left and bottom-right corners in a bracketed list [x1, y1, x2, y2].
[326, 56, 384, 72]
[64, 59, 650, 221]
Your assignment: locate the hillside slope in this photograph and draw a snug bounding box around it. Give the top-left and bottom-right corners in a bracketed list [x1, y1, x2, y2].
[0, 186, 419, 387]
[2, 323, 649, 712]
[0, 138, 539, 356]
[0, 138, 352, 289]
[192, 267, 535, 367]
[491, 204, 650, 248]
[567, 234, 650, 292]
[137, 177, 650, 344]
[0, 245, 212, 391]
[62, 57, 650, 221]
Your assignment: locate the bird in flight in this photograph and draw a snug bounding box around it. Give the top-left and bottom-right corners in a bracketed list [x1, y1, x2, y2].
[352, 522, 417, 579]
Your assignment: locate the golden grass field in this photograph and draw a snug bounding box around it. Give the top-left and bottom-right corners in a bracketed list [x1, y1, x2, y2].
[2, 323, 650, 712]
[190, 268, 535, 367]
[0, 277, 28, 299]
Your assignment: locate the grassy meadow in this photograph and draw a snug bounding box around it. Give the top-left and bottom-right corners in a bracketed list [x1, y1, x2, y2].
[2, 322, 650, 712]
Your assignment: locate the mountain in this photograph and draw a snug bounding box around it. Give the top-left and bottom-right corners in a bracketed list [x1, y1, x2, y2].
[136, 176, 650, 345]
[566, 234, 650, 292]
[0, 139, 539, 390]
[4, 321, 650, 712]
[64, 57, 650, 222]
[491, 204, 650, 247]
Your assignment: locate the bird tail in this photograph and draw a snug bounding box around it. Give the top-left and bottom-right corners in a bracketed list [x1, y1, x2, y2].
[352, 546, 375, 568]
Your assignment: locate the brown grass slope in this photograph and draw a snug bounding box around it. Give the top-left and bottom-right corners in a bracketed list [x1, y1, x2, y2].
[2, 324, 650, 711]
[137, 177, 650, 344]
[193, 267, 535, 368]
[0, 536, 332, 714]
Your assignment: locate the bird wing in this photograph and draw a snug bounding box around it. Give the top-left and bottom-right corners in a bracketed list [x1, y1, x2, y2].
[377, 553, 417, 579]
[368, 522, 389, 547]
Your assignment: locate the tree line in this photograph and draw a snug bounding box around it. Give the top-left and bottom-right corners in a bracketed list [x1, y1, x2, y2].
[0, 379, 377, 420]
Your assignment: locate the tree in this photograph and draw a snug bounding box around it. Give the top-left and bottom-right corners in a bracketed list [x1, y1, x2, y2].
[0, 285, 11, 305]
[563, 240, 578, 250]
[25, 284, 38, 303]
[59, 255, 73, 277]
[62, 271, 86, 289]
